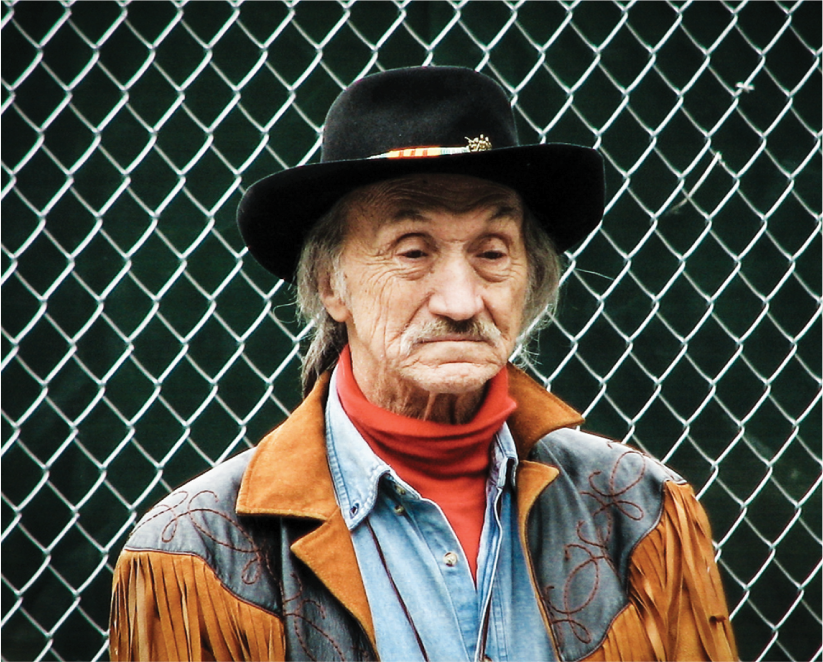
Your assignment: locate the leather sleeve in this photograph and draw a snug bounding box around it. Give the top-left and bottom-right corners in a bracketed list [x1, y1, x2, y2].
[585, 481, 738, 661]
[109, 549, 286, 661]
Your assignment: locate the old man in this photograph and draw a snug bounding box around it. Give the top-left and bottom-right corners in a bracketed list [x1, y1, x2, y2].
[110, 66, 737, 661]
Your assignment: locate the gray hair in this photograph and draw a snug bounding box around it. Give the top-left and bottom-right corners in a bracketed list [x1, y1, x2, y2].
[295, 178, 563, 395]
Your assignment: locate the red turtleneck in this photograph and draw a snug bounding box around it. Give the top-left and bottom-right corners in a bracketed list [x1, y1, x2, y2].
[335, 345, 516, 579]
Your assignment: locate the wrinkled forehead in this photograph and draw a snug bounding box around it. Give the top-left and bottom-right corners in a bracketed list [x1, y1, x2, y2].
[341, 174, 524, 231]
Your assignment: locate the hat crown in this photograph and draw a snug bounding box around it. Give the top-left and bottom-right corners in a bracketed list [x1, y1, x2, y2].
[321, 67, 519, 163]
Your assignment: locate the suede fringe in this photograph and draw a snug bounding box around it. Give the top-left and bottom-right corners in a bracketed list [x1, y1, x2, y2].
[109, 550, 285, 661]
[583, 481, 738, 661]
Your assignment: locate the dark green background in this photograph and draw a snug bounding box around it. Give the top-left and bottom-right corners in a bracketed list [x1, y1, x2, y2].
[2, 1, 820, 659]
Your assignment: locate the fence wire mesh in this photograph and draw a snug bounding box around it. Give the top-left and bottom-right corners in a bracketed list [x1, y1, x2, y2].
[2, 0, 821, 660]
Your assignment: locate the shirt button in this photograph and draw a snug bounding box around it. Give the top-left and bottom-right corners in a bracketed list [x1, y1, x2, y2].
[394, 484, 406, 496]
[393, 504, 405, 515]
[443, 551, 459, 567]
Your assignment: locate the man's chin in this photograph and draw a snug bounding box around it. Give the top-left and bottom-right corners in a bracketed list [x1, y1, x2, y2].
[401, 360, 503, 395]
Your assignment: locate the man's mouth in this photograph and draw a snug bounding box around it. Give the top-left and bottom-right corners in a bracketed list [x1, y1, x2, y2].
[418, 334, 486, 344]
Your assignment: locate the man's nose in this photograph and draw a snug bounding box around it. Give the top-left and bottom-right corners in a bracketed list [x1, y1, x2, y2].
[427, 255, 484, 321]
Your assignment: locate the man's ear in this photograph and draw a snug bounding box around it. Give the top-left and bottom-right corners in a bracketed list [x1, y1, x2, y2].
[318, 270, 350, 323]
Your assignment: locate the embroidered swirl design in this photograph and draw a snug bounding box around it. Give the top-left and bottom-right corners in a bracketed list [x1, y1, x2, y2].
[134, 488, 265, 586]
[541, 444, 655, 648]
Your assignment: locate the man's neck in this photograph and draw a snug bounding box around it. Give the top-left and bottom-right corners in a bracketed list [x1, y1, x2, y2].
[363, 380, 485, 424]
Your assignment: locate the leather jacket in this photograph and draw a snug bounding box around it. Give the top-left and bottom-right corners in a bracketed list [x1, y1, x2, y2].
[110, 365, 737, 661]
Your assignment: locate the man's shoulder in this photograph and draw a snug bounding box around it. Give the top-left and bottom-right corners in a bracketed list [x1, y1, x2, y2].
[120, 447, 289, 611]
[124, 448, 256, 557]
[531, 426, 685, 488]
[525, 425, 688, 589]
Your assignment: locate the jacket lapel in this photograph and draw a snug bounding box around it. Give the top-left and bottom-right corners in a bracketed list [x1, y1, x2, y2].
[506, 364, 584, 459]
[236, 373, 375, 646]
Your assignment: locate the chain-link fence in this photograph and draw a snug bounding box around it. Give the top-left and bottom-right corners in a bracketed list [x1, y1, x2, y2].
[2, 1, 820, 660]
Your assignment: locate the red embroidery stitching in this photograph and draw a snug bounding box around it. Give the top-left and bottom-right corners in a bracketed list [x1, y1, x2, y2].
[134, 488, 266, 585]
[541, 445, 653, 647]
[283, 572, 349, 661]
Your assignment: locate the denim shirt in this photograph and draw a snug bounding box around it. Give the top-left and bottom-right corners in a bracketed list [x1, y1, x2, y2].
[325, 369, 556, 662]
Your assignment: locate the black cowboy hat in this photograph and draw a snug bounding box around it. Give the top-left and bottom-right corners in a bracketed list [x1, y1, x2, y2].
[237, 66, 604, 283]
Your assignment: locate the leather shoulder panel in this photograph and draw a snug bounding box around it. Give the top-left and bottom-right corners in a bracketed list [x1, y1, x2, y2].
[124, 448, 282, 615]
[527, 428, 684, 661]
[122, 445, 378, 660]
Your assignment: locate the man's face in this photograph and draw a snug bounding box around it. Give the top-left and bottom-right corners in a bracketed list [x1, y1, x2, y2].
[320, 174, 530, 412]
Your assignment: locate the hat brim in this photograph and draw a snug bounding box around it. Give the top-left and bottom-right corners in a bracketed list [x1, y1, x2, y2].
[237, 143, 604, 283]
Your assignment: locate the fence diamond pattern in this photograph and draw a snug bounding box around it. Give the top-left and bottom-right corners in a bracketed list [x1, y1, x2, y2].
[2, 1, 821, 660]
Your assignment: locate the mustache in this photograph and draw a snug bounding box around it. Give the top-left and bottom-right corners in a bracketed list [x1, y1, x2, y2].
[399, 317, 503, 355]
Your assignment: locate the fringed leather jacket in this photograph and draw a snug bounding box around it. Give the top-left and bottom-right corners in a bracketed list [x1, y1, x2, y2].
[109, 365, 737, 660]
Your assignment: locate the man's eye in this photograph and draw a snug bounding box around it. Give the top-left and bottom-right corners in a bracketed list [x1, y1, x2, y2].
[400, 249, 427, 259]
[480, 250, 506, 260]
